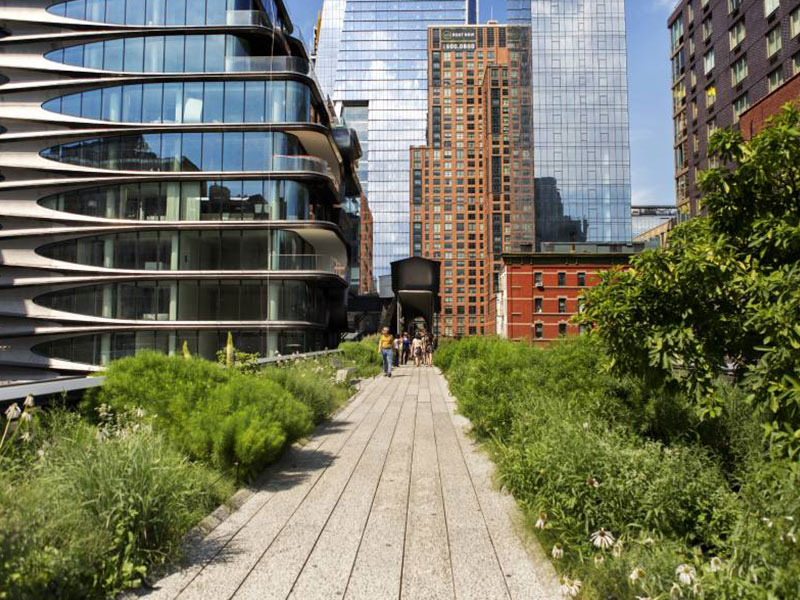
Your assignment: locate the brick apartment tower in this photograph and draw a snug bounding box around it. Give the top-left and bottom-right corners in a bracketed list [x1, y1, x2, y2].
[669, 0, 800, 217]
[410, 24, 534, 338]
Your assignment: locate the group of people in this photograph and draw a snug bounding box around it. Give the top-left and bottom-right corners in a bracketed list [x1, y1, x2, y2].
[378, 327, 435, 377]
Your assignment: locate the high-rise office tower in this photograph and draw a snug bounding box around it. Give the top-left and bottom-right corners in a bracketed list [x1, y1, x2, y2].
[668, 0, 800, 217]
[411, 24, 534, 338]
[0, 0, 364, 380]
[315, 0, 474, 282]
[508, 0, 632, 244]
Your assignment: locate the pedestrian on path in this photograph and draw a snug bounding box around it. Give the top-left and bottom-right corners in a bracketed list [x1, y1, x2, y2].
[411, 333, 424, 367]
[378, 327, 394, 377]
[401, 332, 410, 365]
[425, 333, 434, 367]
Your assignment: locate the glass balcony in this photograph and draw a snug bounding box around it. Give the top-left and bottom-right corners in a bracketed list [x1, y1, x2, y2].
[224, 56, 310, 74]
[271, 254, 347, 277]
[226, 10, 271, 28]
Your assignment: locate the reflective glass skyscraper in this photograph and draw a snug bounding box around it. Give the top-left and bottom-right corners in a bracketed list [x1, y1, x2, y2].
[316, 0, 472, 278]
[508, 0, 632, 243]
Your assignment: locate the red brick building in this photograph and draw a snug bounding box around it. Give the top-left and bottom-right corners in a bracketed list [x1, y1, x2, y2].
[410, 24, 534, 338]
[739, 71, 800, 139]
[496, 245, 639, 343]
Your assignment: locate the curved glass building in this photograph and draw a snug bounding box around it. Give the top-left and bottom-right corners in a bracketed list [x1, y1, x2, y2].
[0, 0, 363, 380]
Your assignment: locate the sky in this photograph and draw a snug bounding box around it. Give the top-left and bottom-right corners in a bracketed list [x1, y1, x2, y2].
[286, 0, 677, 207]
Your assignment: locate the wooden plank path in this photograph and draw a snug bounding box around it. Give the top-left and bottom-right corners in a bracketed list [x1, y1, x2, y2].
[136, 366, 561, 600]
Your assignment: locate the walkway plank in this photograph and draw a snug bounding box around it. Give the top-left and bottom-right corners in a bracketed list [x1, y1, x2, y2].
[140, 366, 559, 600]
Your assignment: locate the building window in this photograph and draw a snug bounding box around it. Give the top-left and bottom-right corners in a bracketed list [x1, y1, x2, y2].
[702, 17, 713, 41]
[670, 19, 684, 53]
[703, 49, 715, 75]
[768, 67, 785, 92]
[557, 272, 566, 287]
[792, 7, 800, 38]
[558, 298, 567, 313]
[794, 51, 800, 75]
[731, 56, 748, 86]
[535, 298, 543, 313]
[577, 272, 586, 287]
[729, 21, 746, 50]
[729, 0, 743, 11]
[534, 271, 543, 286]
[767, 26, 782, 58]
[733, 93, 750, 123]
[558, 323, 567, 337]
[705, 85, 717, 108]
[534, 322, 543, 339]
[764, 0, 780, 17]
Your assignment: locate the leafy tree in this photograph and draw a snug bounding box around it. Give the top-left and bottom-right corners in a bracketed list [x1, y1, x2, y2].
[579, 104, 800, 450]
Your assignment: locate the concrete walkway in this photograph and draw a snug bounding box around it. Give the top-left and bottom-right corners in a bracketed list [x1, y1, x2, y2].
[139, 367, 561, 600]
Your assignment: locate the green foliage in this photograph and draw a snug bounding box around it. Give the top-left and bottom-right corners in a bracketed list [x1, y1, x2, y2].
[0, 410, 230, 600]
[86, 352, 313, 477]
[579, 105, 800, 452]
[440, 336, 792, 599]
[339, 336, 382, 378]
[260, 358, 352, 423]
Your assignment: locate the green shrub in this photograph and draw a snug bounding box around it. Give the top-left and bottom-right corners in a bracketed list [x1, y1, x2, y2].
[261, 359, 351, 423]
[86, 352, 313, 477]
[339, 337, 382, 378]
[0, 411, 230, 600]
[439, 336, 785, 599]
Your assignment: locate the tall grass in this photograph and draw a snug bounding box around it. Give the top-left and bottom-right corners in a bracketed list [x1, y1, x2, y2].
[0, 410, 231, 600]
[439, 336, 797, 599]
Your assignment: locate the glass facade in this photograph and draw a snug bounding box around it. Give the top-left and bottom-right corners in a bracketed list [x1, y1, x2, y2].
[40, 132, 303, 172]
[316, 0, 468, 277]
[39, 180, 321, 222]
[37, 229, 332, 272]
[45, 35, 298, 73]
[36, 279, 328, 323]
[48, 0, 286, 29]
[508, 0, 632, 243]
[33, 328, 326, 367]
[42, 81, 313, 124]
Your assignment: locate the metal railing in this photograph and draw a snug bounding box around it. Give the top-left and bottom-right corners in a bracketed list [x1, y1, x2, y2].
[0, 349, 345, 406]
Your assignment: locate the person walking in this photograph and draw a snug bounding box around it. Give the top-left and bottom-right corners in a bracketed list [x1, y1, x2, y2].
[425, 333, 434, 367]
[411, 333, 424, 367]
[401, 332, 410, 365]
[378, 327, 394, 377]
[393, 335, 402, 367]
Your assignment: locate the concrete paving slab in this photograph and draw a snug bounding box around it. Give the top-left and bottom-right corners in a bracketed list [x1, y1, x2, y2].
[142, 365, 560, 600]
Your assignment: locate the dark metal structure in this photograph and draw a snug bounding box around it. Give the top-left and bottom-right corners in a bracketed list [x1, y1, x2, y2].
[388, 257, 440, 335]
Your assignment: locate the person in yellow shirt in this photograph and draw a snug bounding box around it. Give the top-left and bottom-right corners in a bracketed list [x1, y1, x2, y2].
[378, 326, 394, 377]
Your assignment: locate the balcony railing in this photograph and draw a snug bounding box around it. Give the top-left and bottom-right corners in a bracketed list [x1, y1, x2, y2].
[224, 56, 310, 74]
[271, 254, 347, 278]
[226, 10, 271, 28]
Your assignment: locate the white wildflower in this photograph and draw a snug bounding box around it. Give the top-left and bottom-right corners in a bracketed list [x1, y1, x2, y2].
[558, 576, 581, 598]
[593, 553, 605, 566]
[691, 582, 702, 595]
[23, 395, 34, 408]
[551, 543, 564, 559]
[786, 531, 797, 544]
[37, 449, 45, 458]
[643, 536, 655, 547]
[708, 556, 723, 572]
[582, 422, 590, 430]
[20, 431, 31, 442]
[762, 517, 774, 528]
[676, 564, 696, 585]
[535, 513, 547, 530]
[134, 407, 146, 419]
[20, 411, 32, 422]
[612, 539, 624, 558]
[590, 528, 615, 549]
[629, 567, 645, 583]
[4, 403, 21, 421]
[670, 582, 683, 598]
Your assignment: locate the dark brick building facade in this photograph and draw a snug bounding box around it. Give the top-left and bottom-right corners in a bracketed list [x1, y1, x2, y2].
[739, 70, 800, 136]
[669, 0, 800, 216]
